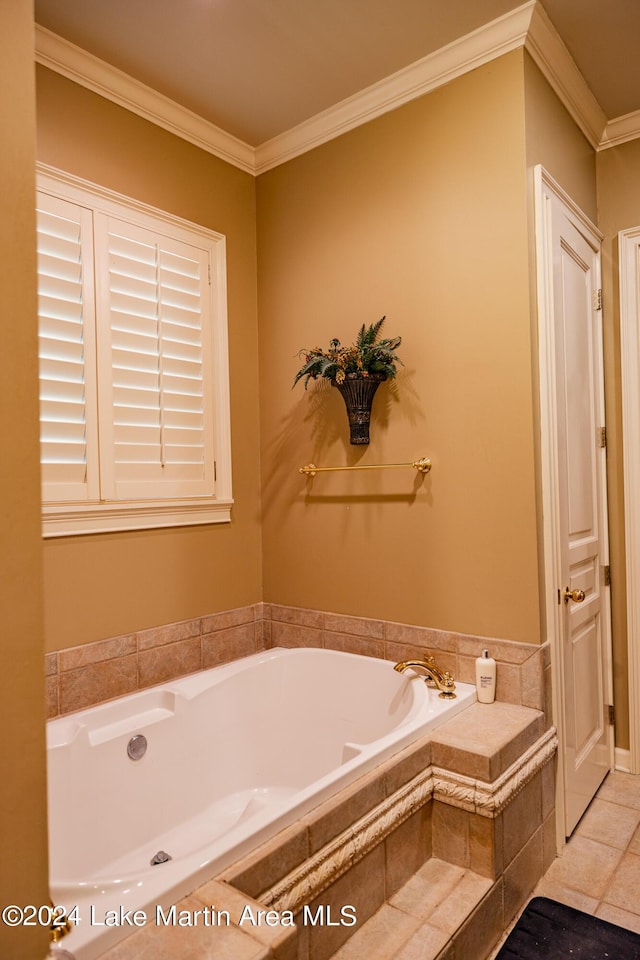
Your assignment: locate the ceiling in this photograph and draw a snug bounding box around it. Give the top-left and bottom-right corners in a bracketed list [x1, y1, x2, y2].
[34, 0, 640, 150]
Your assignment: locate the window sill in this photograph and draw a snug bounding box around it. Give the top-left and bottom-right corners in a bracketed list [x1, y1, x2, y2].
[42, 498, 233, 538]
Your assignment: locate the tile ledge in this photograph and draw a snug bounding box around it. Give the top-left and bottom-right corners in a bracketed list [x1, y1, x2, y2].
[430, 701, 544, 761]
[433, 726, 558, 817]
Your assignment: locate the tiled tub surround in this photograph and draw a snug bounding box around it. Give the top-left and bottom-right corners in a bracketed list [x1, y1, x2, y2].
[46, 604, 267, 718]
[47, 648, 476, 960]
[94, 701, 556, 960]
[46, 604, 551, 720]
[45, 605, 555, 959]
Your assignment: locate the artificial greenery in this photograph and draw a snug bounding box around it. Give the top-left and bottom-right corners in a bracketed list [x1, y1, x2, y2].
[293, 317, 402, 389]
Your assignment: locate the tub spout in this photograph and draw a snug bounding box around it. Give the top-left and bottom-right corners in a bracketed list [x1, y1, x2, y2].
[394, 655, 457, 699]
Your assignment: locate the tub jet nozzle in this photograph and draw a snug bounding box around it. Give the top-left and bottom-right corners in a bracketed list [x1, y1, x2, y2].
[127, 734, 147, 760]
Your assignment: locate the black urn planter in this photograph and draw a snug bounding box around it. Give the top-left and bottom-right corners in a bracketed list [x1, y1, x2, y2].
[333, 373, 386, 445]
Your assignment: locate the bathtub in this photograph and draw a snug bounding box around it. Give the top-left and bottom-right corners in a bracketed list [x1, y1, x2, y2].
[47, 646, 475, 958]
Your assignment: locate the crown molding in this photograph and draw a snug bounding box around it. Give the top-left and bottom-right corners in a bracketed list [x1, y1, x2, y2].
[35, 25, 256, 174]
[599, 109, 640, 151]
[524, 2, 606, 149]
[254, 1, 537, 174]
[35, 5, 639, 177]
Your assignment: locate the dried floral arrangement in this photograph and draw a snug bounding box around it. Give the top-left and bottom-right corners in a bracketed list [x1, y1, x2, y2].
[293, 317, 402, 389]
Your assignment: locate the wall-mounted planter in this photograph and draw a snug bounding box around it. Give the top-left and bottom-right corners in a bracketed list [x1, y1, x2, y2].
[334, 373, 386, 445]
[293, 318, 401, 446]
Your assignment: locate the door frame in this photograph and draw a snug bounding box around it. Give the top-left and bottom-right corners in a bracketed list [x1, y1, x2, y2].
[534, 165, 614, 847]
[619, 227, 640, 774]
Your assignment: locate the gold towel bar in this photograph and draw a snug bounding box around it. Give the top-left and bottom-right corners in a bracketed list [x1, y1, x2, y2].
[299, 457, 432, 477]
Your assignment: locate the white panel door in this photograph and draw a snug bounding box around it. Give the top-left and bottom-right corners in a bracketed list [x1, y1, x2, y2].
[544, 178, 612, 836]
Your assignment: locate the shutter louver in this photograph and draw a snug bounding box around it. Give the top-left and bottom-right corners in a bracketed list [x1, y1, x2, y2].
[96, 216, 214, 500]
[36, 194, 98, 502]
[159, 249, 207, 470]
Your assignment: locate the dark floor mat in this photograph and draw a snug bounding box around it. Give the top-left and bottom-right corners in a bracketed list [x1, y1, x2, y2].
[495, 896, 640, 959]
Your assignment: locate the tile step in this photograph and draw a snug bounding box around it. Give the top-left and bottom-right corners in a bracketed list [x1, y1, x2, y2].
[329, 857, 493, 960]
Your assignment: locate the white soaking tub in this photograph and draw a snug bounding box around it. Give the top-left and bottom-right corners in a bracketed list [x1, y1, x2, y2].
[47, 647, 475, 959]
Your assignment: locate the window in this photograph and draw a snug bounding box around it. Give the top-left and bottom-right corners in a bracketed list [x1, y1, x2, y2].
[36, 166, 232, 537]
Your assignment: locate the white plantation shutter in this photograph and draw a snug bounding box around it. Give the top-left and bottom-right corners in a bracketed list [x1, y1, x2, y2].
[95, 216, 214, 499]
[36, 192, 99, 502]
[36, 167, 232, 536]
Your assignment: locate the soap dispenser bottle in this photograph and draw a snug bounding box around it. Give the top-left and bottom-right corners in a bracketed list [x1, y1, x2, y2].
[475, 649, 496, 703]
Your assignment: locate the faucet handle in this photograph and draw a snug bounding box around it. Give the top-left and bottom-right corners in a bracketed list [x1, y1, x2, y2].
[424, 653, 443, 670]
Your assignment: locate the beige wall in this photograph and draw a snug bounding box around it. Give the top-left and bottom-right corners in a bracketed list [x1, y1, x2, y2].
[32, 46, 633, 723]
[257, 51, 542, 645]
[523, 54, 597, 223]
[523, 57, 635, 752]
[522, 54, 599, 656]
[0, 4, 50, 958]
[36, 67, 263, 651]
[596, 137, 640, 751]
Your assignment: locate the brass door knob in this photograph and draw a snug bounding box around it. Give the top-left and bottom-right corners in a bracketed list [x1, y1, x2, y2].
[564, 588, 586, 604]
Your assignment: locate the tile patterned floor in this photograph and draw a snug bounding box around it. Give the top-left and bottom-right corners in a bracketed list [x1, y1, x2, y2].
[532, 770, 640, 932]
[489, 769, 640, 959]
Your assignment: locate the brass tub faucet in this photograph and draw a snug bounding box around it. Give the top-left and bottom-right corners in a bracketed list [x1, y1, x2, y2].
[394, 654, 457, 699]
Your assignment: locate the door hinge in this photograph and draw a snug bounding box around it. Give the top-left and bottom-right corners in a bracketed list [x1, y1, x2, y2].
[599, 426, 607, 448]
[604, 565, 611, 587]
[608, 704, 615, 725]
[214, 460, 217, 482]
[594, 288, 603, 311]
[208, 262, 212, 285]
